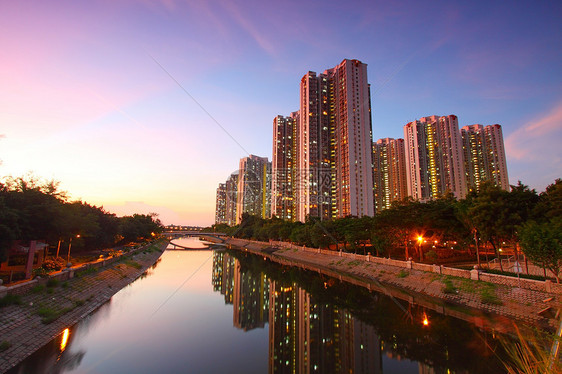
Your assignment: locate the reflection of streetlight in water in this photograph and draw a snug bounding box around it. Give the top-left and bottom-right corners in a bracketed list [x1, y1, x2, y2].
[60, 328, 70, 352]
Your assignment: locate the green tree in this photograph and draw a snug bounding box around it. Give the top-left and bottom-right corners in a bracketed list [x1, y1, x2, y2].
[469, 182, 512, 270]
[519, 218, 562, 282]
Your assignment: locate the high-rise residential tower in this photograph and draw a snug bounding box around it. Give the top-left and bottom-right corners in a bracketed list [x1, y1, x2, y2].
[271, 113, 298, 220]
[295, 59, 374, 221]
[373, 138, 407, 212]
[461, 124, 509, 191]
[236, 155, 271, 224]
[404, 115, 466, 202]
[225, 172, 239, 226]
[215, 183, 227, 225]
[328, 59, 375, 218]
[296, 72, 332, 222]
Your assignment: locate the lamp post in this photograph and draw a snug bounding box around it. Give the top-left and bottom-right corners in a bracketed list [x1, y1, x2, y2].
[473, 228, 481, 268]
[417, 236, 423, 261]
[67, 234, 80, 264]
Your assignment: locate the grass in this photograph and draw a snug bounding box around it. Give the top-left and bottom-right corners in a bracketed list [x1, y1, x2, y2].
[397, 270, 409, 278]
[348, 260, 361, 267]
[481, 286, 503, 305]
[500, 325, 560, 374]
[36, 306, 62, 324]
[476, 282, 503, 305]
[442, 278, 458, 294]
[0, 341, 11, 352]
[46, 278, 60, 288]
[31, 284, 45, 293]
[36, 304, 76, 324]
[0, 294, 22, 308]
[75, 267, 98, 278]
[124, 260, 142, 269]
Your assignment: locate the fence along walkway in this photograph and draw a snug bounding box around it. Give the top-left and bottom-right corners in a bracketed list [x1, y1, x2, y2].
[265, 240, 562, 295]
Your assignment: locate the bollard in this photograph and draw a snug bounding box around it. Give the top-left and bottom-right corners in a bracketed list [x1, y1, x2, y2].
[470, 266, 480, 281]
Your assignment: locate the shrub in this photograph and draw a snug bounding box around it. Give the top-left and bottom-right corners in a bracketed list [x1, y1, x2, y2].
[426, 250, 438, 262]
[0, 341, 11, 352]
[0, 294, 22, 308]
[33, 268, 49, 278]
[42, 257, 66, 272]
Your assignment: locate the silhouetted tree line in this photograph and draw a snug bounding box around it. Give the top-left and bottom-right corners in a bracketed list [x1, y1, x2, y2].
[209, 179, 562, 279]
[0, 176, 163, 263]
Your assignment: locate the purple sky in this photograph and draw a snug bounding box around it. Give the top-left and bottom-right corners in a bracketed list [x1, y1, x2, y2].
[1, 0, 561, 226]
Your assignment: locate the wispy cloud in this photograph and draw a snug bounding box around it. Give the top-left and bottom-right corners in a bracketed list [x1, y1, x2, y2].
[505, 101, 562, 161]
[222, 1, 277, 57]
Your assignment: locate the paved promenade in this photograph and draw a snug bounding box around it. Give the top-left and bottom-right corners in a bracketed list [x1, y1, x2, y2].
[0, 242, 167, 373]
[223, 237, 562, 332]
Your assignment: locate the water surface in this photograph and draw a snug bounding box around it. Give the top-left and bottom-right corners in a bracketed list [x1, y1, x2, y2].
[9, 237, 518, 373]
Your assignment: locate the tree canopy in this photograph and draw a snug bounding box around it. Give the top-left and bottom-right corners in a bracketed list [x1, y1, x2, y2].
[0, 175, 163, 263]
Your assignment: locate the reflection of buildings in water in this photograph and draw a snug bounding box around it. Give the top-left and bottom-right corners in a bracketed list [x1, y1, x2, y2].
[233, 261, 269, 331]
[212, 251, 224, 292]
[268, 280, 382, 374]
[212, 251, 270, 331]
[212, 251, 236, 305]
[213, 254, 466, 374]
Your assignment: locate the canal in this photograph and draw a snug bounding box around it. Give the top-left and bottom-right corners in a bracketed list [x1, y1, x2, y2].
[10, 237, 521, 373]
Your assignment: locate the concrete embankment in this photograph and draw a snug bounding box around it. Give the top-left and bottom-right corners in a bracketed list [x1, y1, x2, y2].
[209, 236, 562, 332]
[0, 241, 167, 373]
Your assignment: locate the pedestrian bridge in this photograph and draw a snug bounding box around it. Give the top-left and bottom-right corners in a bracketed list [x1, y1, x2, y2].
[163, 231, 226, 240]
[164, 231, 226, 250]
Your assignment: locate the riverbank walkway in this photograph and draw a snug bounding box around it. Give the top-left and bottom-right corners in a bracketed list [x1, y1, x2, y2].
[217, 237, 562, 333]
[0, 241, 167, 373]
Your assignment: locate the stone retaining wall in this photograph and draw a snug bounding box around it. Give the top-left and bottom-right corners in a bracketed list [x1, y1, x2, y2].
[267, 240, 560, 294]
[1, 244, 152, 298]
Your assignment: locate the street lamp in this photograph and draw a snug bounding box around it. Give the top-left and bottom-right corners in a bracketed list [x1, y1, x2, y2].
[67, 234, 80, 264]
[473, 228, 481, 268]
[417, 236, 423, 261]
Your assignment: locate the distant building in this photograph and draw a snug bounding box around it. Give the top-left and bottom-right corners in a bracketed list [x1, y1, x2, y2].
[236, 155, 271, 224]
[404, 115, 466, 201]
[373, 138, 407, 212]
[461, 124, 509, 191]
[225, 172, 239, 226]
[214, 183, 227, 225]
[294, 59, 374, 222]
[271, 113, 298, 220]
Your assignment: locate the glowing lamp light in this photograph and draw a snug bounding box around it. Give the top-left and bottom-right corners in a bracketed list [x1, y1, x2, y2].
[417, 236, 423, 243]
[60, 328, 70, 351]
[422, 314, 429, 326]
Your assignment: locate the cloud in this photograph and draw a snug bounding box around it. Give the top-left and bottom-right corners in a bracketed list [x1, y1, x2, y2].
[222, 2, 277, 57]
[505, 101, 562, 160]
[504, 101, 562, 191]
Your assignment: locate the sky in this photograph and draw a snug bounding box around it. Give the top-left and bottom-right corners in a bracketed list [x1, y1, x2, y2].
[1, 0, 561, 226]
